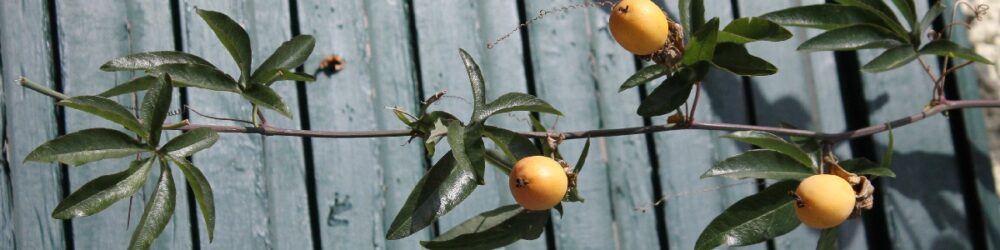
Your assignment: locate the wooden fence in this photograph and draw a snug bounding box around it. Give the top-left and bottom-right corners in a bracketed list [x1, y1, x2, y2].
[0, 0, 997, 249]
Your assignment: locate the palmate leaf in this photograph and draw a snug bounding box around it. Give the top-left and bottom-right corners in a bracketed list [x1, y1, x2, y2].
[459, 49, 487, 122]
[128, 161, 176, 250]
[58, 96, 148, 139]
[719, 17, 792, 44]
[619, 64, 669, 92]
[25, 128, 149, 166]
[167, 156, 215, 241]
[798, 24, 905, 51]
[760, 4, 885, 30]
[447, 120, 486, 185]
[474, 93, 562, 123]
[386, 152, 479, 240]
[695, 181, 800, 250]
[920, 40, 994, 64]
[142, 74, 174, 146]
[241, 84, 292, 118]
[100, 51, 215, 72]
[421, 205, 548, 249]
[711, 43, 777, 76]
[862, 45, 918, 72]
[722, 131, 815, 169]
[147, 63, 240, 92]
[196, 8, 252, 82]
[98, 75, 157, 97]
[51, 158, 154, 219]
[702, 149, 815, 180]
[161, 128, 219, 158]
[250, 35, 316, 85]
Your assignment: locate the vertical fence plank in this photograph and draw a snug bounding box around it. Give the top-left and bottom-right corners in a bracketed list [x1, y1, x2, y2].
[54, 0, 192, 248]
[0, 38, 12, 249]
[180, 1, 311, 248]
[520, 1, 617, 249]
[0, 0, 66, 249]
[297, 0, 426, 248]
[653, 2, 766, 250]
[856, 1, 972, 248]
[946, 2, 1000, 248]
[588, 4, 661, 249]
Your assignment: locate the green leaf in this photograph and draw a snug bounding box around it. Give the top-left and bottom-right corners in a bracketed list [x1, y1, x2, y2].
[680, 0, 705, 39]
[475, 93, 562, 122]
[619, 64, 668, 92]
[98, 75, 157, 97]
[51, 158, 154, 219]
[721, 17, 792, 43]
[862, 45, 918, 72]
[142, 74, 174, 146]
[702, 149, 816, 180]
[723, 131, 815, 169]
[882, 125, 894, 169]
[459, 49, 487, 122]
[529, 116, 559, 159]
[241, 84, 292, 118]
[637, 64, 707, 116]
[484, 149, 513, 175]
[196, 8, 252, 82]
[798, 24, 905, 51]
[839, 158, 896, 178]
[58, 96, 147, 139]
[386, 152, 479, 240]
[250, 35, 316, 84]
[25, 128, 149, 166]
[817, 226, 840, 250]
[100, 51, 214, 72]
[565, 138, 590, 203]
[760, 4, 885, 30]
[835, 0, 909, 37]
[891, 0, 917, 29]
[412, 111, 459, 158]
[483, 126, 539, 162]
[447, 120, 487, 185]
[711, 43, 777, 76]
[166, 156, 215, 241]
[916, 1, 946, 43]
[920, 40, 994, 64]
[160, 128, 219, 158]
[147, 63, 240, 92]
[682, 18, 720, 66]
[128, 161, 176, 250]
[421, 205, 548, 249]
[695, 181, 801, 250]
[256, 69, 316, 86]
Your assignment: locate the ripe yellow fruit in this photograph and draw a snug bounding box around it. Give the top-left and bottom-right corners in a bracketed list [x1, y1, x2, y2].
[794, 174, 856, 229]
[509, 156, 568, 211]
[609, 0, 671, 55]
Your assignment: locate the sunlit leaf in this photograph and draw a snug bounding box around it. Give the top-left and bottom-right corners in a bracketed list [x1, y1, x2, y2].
[761, 4, 885, 30]
[58, 96, 147, 139]
[682, 18, 720, 66]
[98, 75, 157, 97]
[421, 205, 548, 249]
[241, 84, 292, 118]
[52, 158, 154, 219]
[142, 74, 173, 146]
[147, 63, 240, 92]
[720, 17, 792, 43]
[160, 128, 219, 158]
[250, 35, 316, 84]
[475, 93, 562, 122]
[25, 128, 149, 166]
[128, 161, 176, 250]
[459, 49, 487, 122]
[723, 131, 814, 169]
[386, 152, 478, 240]
[798, 24, 905, 51]
[447, 120, 486, 185]
[702, 149, 815, 180]
[695, 181, 800, 250]
[100, 51, 214, 72]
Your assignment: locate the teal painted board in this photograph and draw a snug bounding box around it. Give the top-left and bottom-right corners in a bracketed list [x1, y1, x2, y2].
[476, 1, 549, 249]
[653, 2, 765, 250]
[521, 1, 617, 249]
[297, 0, 424, 248]
[0, 38, 12, 250]
[946, 2, 1000, 248]
[54, 1, 191, 249]
[357, 0, 433, 249]
[179, 1, 310, 248]
[588, 5, 661, 250]
[857, 2, 971, 249]
[0, 0, 67, 249]
[411, 0, 507, 239]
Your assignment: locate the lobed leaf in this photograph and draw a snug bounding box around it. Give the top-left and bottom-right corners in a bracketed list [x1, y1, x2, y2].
[98, 75, 157, 97]
[58, 96, 147, 139]
[619, 64, 669, 92]
[720, 17, 792, 43]
[695, 181, 800, 250]
[160, 128, 219, 158]
[420, 205, 548, 249]
[128, 162, 176, 250]
[702, 149, 816, 180]
[147, 63, 240, 92]
[862, 45, 918, 72]
[52, 158, 154, 219]
[167, 156, 215, 241]
[722, 131, 814, 169]
[682, 18, 720, 66]
[100, 51, 214, 72]
[475, 92, 562, 122]
[447, 120, 487, 185]
[760, 4, 885, 30]
[798, 24, 905, 51]
[919, 40, 993, 64]
[142, 74, 174, 146]
[386, 152, 479, 240]
[250, 35, 316, 84]
[711, 43, 777, 76]
[241, 84, 292, 118]
[26, 128, 149, 166]
[196, 8, 252, 82]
